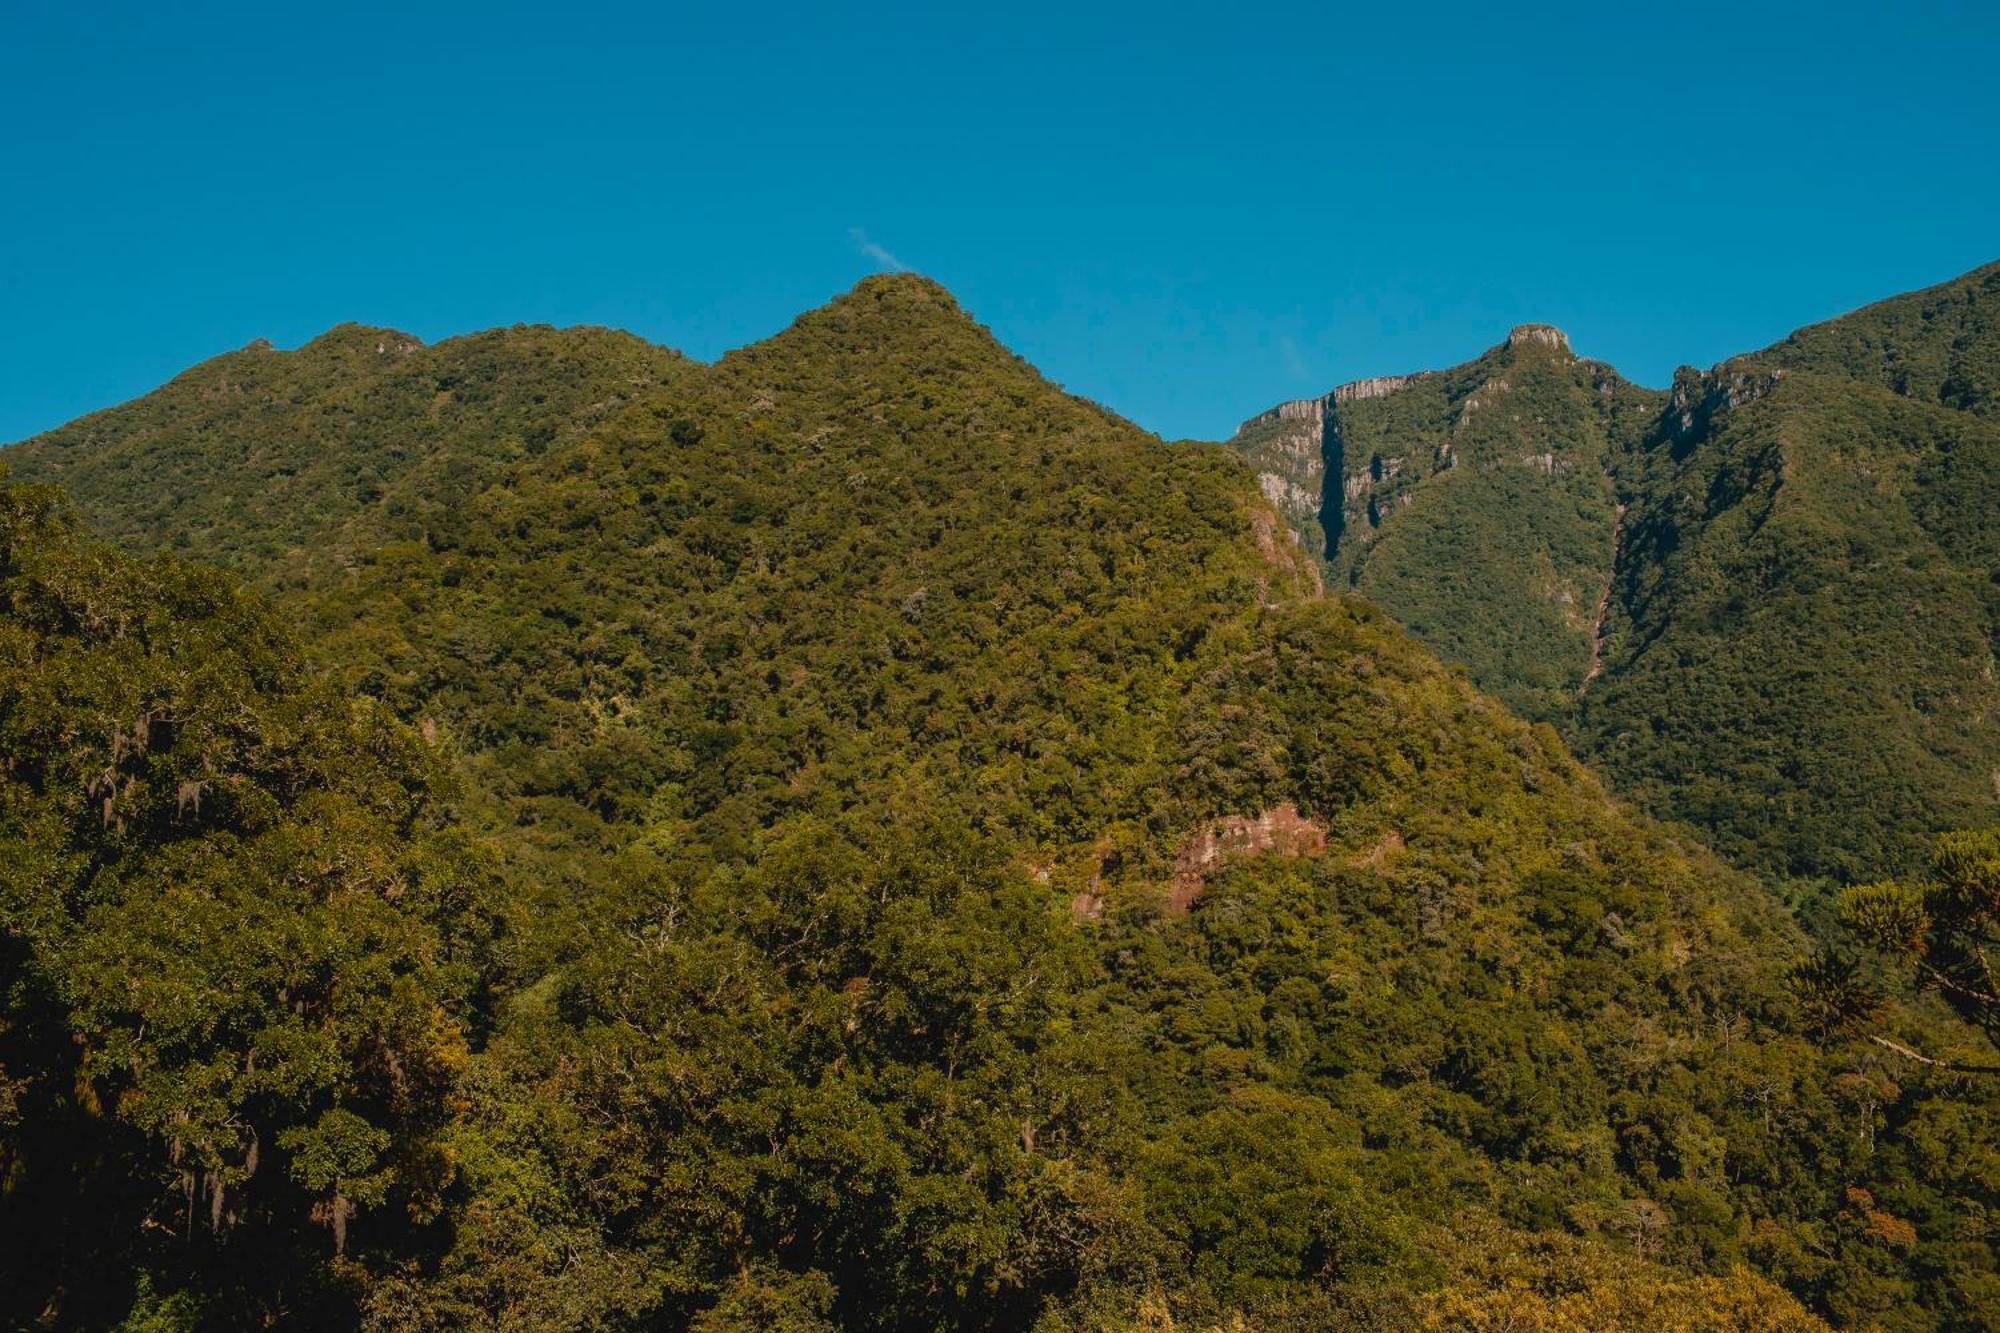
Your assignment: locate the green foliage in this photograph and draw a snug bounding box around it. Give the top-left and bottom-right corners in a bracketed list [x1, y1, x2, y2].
[5, 323, 689, 576]
[3, 275, 1995, 1328]
[1231, 264, 2000, 883]
[1779, 826, 2000, 1326]
[1581, 364, 2000, 882]
[1842, 826, 2000, 1051]
[0, 478, 494, 1323]
[1320, 337, 1652, 726]
[1784, 952, 1882, 1038]
[1764, 260, 2000, 416]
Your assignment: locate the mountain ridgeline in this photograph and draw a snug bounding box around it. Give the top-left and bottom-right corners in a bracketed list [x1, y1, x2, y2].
[1, 274, 1995, 1329]
[8, 322, 691, 578]
[1230, 261, 2000, 883]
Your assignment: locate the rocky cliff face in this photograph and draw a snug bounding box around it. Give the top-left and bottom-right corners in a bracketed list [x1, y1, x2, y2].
[1332, 373, 1419, 403]
[1227, 372, 1449, 564]
[1228, 396, 1335, 557]
[1227, 328, 1644, 725]
[1665, 360, 1785, 442]
[1507, 323, 1571, 352]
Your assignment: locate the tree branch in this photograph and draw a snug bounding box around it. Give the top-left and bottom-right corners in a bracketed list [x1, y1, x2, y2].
[1866, 1033, 2000, 1075]
[1914, 959, 1999, 1008]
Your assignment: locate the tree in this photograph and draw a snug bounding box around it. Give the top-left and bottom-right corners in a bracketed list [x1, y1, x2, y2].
[0, 479, 493, 1324]
[1795, 826, 2000, 1073]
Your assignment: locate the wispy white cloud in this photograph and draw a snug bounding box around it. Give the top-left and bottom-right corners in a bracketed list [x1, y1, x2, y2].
[849, 227, 908, 273]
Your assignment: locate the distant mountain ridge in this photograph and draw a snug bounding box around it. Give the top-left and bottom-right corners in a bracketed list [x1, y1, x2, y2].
[1229, 260, 2000, 880]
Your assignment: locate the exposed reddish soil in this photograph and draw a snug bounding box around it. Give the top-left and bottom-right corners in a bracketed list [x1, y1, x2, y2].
[1169, 803, 1327, 912]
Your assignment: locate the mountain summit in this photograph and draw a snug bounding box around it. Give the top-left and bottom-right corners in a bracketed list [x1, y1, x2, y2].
[5, 320, 690, 572]
[1507, 323, 1572, 351]
[1231, 320, 1651, 722]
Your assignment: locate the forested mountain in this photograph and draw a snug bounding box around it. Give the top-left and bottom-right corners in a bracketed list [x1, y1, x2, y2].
[0, 481, 495, 1325]
[1232, 326, 1655, 726]
[7, 323, 689, 576]
[1230, 261, 2000, 882]
[3, 277, 1995, 1329]
[1762, 261, 2000, 415]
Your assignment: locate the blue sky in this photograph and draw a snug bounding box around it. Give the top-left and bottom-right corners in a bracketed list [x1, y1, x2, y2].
[4, 1, 1996, 444]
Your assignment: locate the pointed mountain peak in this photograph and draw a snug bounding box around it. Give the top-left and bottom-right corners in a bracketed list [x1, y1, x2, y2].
[724, 272, 1021, 380]
[818, 271, 978, 330]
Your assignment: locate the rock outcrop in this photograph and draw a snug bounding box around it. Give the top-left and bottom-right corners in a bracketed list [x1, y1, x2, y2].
[1168, 803, 1327, 911]
[1667, 361, 1785, 441]
[1508, 324, 1571, 352]
[1332, 374, 1417, 403]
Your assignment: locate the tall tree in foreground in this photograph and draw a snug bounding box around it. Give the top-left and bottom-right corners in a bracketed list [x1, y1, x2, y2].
[1825, 826, 2000, 1069]
[0, 476, 494, 1326]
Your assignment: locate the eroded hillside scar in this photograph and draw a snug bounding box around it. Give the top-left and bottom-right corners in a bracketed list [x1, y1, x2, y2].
[1583, 500, 1626, 688]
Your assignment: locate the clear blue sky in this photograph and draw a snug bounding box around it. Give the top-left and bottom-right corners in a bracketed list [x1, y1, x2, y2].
[4, 1, 1996, 444]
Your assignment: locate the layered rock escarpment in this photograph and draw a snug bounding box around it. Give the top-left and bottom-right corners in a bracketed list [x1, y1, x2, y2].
[1226, 371, 1444, 563]
[1227, 324, 1638, 723]
[1229, 395, 1334, 556]
[1333, 373, 1417, 403]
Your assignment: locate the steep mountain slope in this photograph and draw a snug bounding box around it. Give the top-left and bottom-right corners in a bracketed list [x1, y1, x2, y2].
[1235, 328, 1659, 724]
[5, 276, 1992, 1329]
[1762, 259, 2000, 416]
[1230, 262, 2000, 879]
[1581, 359, 2000, 880]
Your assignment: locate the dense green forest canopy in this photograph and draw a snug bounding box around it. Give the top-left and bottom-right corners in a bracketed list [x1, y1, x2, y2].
[0, 480, 495, 1324]
[1229, 261, 2000, 884]
[1762, 260, 2000, 416]
[3, 275, 1996, 1328]
[7, 322, 690, 576]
